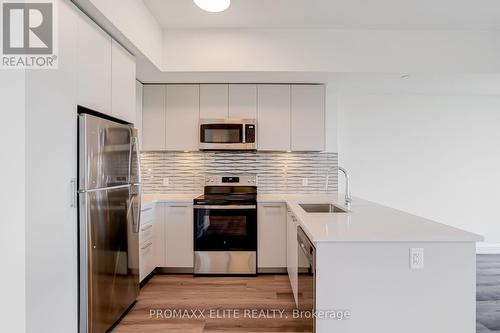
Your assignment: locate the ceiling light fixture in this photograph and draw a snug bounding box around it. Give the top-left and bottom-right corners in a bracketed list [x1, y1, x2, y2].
[194, 0, 231, 13]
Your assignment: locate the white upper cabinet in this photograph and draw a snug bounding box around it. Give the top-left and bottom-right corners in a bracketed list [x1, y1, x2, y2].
[257, 85, 291, 151]
[229, 84, 257, 119]
[142, 85, 166, 151]
[165, 85, 200, 151]
[76, 12, 111, 115]
[111, 40, 136, 123]
[291, 85, 325, 151]
[200, 84, 228, 119]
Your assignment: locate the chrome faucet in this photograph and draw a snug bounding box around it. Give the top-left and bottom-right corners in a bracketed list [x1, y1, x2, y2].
[338, 167, 352, 210]
[325, 166, 352, 210]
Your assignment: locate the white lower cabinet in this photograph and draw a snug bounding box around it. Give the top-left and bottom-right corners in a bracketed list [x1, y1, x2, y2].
[287, 207, 299, 306]
[154, 203, 166, 267]
[258, 203, 287, 270]
[139, 204, 156, 281]
[164, 203, 194, 268]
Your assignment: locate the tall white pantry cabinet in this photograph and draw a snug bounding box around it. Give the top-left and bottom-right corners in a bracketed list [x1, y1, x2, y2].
[25, 1, 137, 332]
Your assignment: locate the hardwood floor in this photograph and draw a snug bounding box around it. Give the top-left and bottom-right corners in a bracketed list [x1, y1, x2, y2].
[113, 274, 312, 333]
[477, 254, 500, 333]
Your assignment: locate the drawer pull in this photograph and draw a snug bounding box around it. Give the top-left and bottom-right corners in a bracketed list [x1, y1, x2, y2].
[169, 205, 189, 208]
[141, 242, 153, 250]
[263, 205, 282, 208]
[141, 224, 153, 232]
[141, 207, 152, 212]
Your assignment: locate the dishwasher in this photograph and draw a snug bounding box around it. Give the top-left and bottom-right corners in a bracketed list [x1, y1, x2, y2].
[297, 226, 316, 333]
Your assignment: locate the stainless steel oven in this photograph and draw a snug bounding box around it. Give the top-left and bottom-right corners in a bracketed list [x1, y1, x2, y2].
[298, 226, 316, 332]
[193, 175, 257, 275]
[199, 119, 256, 150]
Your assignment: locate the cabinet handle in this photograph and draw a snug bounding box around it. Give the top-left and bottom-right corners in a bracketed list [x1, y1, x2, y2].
[141, 207, 152, 212]
[170, 205, 189, 208]
[141, 242, 153, 250]
[263, 205, 282, 208]
[141, 224, 153, 232]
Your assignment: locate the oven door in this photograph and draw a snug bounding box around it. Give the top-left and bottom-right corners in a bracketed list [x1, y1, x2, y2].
[194, 205, 257, 251]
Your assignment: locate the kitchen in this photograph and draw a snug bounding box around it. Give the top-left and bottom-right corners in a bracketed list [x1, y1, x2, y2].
[2, 1, 500, 333]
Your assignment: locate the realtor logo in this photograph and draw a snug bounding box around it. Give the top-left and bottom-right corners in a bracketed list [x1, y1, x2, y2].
[1, 0, 57, 68]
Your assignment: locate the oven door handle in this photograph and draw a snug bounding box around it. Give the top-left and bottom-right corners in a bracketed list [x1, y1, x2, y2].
[193, 205, 256, 209]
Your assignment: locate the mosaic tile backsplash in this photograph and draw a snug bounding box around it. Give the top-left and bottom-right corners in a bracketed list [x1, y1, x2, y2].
[141, 151, 338, 194]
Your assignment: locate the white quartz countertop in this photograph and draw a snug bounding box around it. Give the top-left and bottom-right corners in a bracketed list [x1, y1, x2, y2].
[142, 192, 483, 244]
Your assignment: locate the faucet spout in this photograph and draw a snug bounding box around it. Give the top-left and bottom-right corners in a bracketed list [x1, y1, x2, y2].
[338, 167, 352, 210]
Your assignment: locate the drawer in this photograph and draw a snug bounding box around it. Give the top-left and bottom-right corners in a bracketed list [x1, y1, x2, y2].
[140, 206, 154, 223]
[140, 240, 153, 257]
[139, 240, 154, 281]
[140, 223, 154, 244]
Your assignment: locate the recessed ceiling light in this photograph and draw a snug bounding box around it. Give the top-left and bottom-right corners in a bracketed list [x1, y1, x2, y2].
[194, 0, 231, 13]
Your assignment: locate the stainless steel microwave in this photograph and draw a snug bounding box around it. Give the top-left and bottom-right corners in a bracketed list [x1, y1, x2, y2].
[199, 119, 257, 150]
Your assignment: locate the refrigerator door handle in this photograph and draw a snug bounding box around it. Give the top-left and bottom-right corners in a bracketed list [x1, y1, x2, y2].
[131, 189, 141, 234]
[130, 129, 142, 185]
[129, 129, 142, 234]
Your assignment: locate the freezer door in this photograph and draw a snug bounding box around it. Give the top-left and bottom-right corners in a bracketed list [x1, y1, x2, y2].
[129, 128, 141, 186]
[79, 186, 139, 333]
[79, 113, 132, 190]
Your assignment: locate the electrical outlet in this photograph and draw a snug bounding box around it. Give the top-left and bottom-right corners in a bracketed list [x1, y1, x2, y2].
[302, 178, 309, 186]
[410, 248, 424, 269]
[162, 178, 170, 186]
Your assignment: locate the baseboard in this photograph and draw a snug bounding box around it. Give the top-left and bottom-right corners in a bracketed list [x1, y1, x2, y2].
[257, 267, 287, 274]
[155, 267, 288, 274]
[476, 242, 500, 254]
[156, 267, 194, 274]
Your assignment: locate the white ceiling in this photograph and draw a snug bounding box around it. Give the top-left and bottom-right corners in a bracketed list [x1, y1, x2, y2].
[144, 0, 500, 30]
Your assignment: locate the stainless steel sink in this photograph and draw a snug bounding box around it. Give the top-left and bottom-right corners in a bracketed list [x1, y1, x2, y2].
[299, 203, 348, 213]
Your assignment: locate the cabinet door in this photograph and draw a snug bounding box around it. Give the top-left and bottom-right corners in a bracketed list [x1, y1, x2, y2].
[257, 85, 291, 151]
[165, 204, 194, 268]
[291, 85, 325, 151]
[165, 85, 200, 151]
[229, 84, 257, 119]
[200, 84, 228, 119]
[111, 40, 136, 123]
[76, 12, 111, 115]
[258, 203, 287, 268]
[154, 203, 166, 267]
[139, 240, 154, 282]
[287, 209, 298, 307]
[135, 81, 143, 150]
[142, 85, 166, 150]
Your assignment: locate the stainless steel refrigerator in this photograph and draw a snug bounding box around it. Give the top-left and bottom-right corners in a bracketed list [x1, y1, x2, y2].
[78, 110, 141, 333]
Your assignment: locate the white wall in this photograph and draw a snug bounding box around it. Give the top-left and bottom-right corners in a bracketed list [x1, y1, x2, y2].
[338, 94, 500, 243]
[0, 71, 26, 333]
[82, 0, 163, 68]
[162, 28, 500, 73]
[325, 84, 339, 152]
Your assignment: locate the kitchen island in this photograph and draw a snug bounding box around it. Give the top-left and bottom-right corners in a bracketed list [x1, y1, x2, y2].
[274, 194, 482, 333]
[142, 193, 482, 333]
